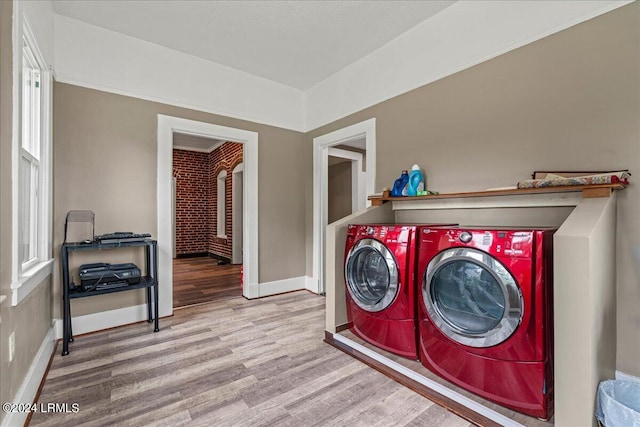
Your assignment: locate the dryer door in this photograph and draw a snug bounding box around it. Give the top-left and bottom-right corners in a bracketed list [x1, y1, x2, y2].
[345, 238, 399, 313]
[423, 247, 523, 348]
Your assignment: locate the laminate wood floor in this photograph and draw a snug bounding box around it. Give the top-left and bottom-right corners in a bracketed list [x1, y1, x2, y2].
[30, 291, 473, 427]
[339, 330, 554, 427]
[173, 257, 242, 308]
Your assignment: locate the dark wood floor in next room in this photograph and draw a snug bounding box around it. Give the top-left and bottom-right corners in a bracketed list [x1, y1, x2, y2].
[30, 291, 473, 427]
[173, 257, 242, 308]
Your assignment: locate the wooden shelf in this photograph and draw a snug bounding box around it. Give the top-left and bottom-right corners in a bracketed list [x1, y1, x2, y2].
[368, 183, 627, 206]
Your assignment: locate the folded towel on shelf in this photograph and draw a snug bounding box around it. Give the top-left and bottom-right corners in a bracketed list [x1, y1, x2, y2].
[517, 171, 630, 189]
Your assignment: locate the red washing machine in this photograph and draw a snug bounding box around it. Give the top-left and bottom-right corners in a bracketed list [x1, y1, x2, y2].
[417, 227, 556, 419]
[344, 224, 453, 359]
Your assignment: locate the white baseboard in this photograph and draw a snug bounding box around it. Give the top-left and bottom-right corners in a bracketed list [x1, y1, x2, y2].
[243, 282, 260, 299]
[616, 370, 640, 384]
[50, 276, 307, 335]
[49, 276, 309, 337]
[305, 276, 319, 293]
[2, 326, 55, 427]
[258, 276, 305, 297]
[53, 303, 149, 340]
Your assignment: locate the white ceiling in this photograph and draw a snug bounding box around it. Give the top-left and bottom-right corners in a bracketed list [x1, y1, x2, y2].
[51, 0, 456, 90]
[173, 133, 226, 152]
[339, 137, 366, 151]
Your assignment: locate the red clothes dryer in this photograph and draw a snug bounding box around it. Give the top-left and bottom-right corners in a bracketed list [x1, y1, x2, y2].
[345, 224, 445, 359]
[417, 227, 555, 419]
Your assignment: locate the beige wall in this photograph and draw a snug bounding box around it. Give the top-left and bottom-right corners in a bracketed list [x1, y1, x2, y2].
[53, 83, 306, 318]
[0, 283, 52, 414]
[306, 3, 640, 377]
[554, 196, 617, 427]
[0, 1, 53, 419]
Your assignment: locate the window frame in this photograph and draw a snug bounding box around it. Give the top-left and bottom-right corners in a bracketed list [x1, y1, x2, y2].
[20, 38, 41, 272]
[10, 11, 53, 306]
[217, 170, 227, 238]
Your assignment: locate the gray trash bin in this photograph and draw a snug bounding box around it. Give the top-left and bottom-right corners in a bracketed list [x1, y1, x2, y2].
[596, 380, 640, 427]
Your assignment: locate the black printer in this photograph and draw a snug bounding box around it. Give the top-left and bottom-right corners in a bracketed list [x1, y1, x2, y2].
[78, 262, 141, 291]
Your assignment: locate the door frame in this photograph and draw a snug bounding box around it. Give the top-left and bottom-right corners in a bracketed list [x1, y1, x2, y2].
[327, 147, 366, 214]
[312, 118, 376, 295]
[158, 115, 259, 318]
[172, 177, 177, 259]
[231, 162, 244, 265]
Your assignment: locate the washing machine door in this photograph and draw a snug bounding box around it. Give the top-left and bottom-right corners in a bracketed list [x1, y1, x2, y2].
[423, 247, 523, 348]
[345, 238, 399, 313]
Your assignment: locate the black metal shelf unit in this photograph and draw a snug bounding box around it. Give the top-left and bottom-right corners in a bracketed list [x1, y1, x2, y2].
[61, 239, 159, 356]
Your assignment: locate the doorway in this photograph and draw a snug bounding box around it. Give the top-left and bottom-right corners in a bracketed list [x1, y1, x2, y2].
[171, 136, 244, 308]
[327, 146, 366, 224]
[173, 259, 242, 308]
[312, 118, 376, 295]
[157, 115, 259, 318]
[327, 155, 353, 224]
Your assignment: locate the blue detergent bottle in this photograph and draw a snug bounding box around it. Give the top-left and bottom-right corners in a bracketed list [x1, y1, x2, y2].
[391, 170, 409, 197]
[407, 164, 425, 196]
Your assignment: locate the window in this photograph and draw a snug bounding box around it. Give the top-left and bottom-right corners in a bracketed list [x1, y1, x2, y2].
[217, 170, 227, 238]
[20, 39, 42, 271]
[11, 15, 53, 306]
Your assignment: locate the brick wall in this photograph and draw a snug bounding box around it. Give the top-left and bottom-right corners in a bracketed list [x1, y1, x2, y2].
[173, 149, 209, 255]
[209, 142, 243, 260]
[172, 143, 243, 259]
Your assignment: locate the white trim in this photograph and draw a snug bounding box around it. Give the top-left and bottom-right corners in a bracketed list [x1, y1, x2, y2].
[11, 0, 22, 295]
[258, 276, 306, 298]
[172, 177, 176, 259]
[333, 333, 525, 427]
[57, 74, 305, 131]
[42, 56, 53, 263]
[10, 258, 53, 306]
[158, 115, 259, 307]
[217, 169, 227, 238]
[327, 147, 366, 213]
[53, 304, 149, 339]
[173, 141, 224, 153]
[327, 147, 363, 161]
[1, 326, 55, 427]
[231, 163, 244, 265]
[173, 145, 210, 153]
[11, 8, 53, 305]
[616, 370, 640, 384]
[391, 192, 584, 211]
[312, 118, 376, 295]
[305, 276, 317, 293]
